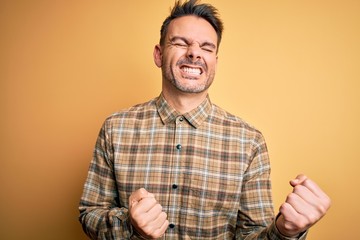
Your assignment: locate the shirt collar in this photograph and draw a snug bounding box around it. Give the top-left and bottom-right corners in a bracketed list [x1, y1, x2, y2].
[156, 93, 213, 129]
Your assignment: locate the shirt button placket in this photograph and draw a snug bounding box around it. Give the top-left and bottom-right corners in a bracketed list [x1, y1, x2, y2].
[173, 118, 182, 191]
[172, 122, 184, 190]
[170, 115, 184, 233]
[175, 116, 183, 152]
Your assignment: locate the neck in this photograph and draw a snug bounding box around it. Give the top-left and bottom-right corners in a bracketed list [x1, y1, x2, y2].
[162, 88, 208, 114]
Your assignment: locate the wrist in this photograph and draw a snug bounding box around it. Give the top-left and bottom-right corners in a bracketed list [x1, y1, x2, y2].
[275, 214, 301, 238]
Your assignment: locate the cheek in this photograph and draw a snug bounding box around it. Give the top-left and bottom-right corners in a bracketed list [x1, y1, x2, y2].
[166, 49, 186, 64]
[162, 52, 175, 66]
[206, 57, 218, 72]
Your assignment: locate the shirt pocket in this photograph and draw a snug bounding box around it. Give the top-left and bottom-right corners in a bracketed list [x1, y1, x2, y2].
[186, 175, 240, 214]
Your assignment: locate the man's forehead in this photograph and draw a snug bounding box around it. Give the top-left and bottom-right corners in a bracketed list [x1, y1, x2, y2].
[166, 16, 218, 43]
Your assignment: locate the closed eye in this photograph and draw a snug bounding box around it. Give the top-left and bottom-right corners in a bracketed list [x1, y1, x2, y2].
[202, 46, 215, 53]
[169, 36, 217, 53]
[170, 37, 189, 48]
[173, 42, 188, 48]
[200, 43, 216, 53]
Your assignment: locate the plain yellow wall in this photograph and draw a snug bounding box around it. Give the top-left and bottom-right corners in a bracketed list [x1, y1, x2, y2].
[1, 0, 359, 239]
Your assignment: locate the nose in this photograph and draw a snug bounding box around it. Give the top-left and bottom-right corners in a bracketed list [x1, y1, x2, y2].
[186, 44, 202, 62]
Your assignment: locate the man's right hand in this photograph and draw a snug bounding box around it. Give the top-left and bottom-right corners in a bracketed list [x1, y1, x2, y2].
[129, 188, 169, 239]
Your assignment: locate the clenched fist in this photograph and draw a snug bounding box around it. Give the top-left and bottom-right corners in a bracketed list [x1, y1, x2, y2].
[276, 174, 331, 237]
[129, 188, 169, 239]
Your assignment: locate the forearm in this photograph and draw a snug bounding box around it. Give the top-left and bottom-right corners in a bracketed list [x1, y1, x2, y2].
[237, 132, 308, 240]
[79, 206, 132, 239]
[79, 119, 133, 239]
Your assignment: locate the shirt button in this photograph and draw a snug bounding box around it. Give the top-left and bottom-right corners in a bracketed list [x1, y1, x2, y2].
[179, 116, 184, 121]
[176, 144, 182, 150]
[172, 184, 178, 189]
[169, 223, 175, 229]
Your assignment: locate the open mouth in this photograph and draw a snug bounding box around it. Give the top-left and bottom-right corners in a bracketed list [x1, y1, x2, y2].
[180, 66, 203, 76]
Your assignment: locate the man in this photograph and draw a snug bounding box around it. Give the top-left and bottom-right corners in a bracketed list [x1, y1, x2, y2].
[79, 0, 331, 239]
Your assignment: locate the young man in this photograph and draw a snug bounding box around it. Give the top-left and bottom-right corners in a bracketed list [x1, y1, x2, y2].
[79, 0, 331, 239]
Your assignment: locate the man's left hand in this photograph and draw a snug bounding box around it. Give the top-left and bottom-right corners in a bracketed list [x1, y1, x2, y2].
[276, 174, 331, 237]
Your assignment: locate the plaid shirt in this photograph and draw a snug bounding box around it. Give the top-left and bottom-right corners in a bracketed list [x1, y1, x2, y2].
[79, 94, 307, 240]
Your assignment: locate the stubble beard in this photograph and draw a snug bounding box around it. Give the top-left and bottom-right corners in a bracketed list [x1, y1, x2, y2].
[162, 60, 215, 94]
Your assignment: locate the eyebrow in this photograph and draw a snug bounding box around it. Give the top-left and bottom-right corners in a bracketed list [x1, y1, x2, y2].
[170, 36, 217, 50]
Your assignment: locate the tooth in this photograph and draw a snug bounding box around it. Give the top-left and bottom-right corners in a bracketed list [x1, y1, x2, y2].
[183, 67, 201, 75]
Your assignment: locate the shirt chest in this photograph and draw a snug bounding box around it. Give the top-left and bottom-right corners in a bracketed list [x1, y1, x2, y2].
[112, 118, 252, 210]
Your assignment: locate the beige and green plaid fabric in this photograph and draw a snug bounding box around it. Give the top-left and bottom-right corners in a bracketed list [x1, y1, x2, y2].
[79, 94, 306, 240]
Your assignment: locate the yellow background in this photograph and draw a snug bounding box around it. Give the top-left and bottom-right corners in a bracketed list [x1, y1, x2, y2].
[1, 0, 359, 239]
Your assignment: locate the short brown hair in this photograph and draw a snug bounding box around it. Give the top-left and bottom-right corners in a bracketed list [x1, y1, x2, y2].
[160, 0, 224, 48]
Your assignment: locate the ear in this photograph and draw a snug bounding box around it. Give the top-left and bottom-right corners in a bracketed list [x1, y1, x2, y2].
[153, 44, 162, 68]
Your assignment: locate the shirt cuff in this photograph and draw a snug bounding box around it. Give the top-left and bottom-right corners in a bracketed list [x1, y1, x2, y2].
[109, 207, 134, 237]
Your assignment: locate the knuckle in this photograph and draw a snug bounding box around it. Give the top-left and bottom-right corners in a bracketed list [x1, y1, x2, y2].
[155, 203, 163, 212]
[130, 208, 140, 219]
[286, 193, 296, 203]
[298, 218, 308, 229]
[160, 211, 167, 219]
[157, 213, 167, 222]
[148, 197, 157, 204]
[306, 212, 318, 224]
[293, 184, 303, 193]
[318, 204, 327, 215]
[136, 218, 147, 228]
[325, 196, 332, 209]
[279, 202, 290, 213]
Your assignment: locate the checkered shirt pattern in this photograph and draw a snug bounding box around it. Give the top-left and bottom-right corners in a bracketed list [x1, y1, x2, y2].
[79, 94, 307, 240]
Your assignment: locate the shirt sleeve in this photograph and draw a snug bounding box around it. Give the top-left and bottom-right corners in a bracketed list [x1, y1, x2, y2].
[236, 131, 308, 240]
[79, 119, 133, 239]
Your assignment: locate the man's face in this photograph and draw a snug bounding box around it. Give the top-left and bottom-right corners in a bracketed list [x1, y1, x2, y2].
[154, 15, 218, 94]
